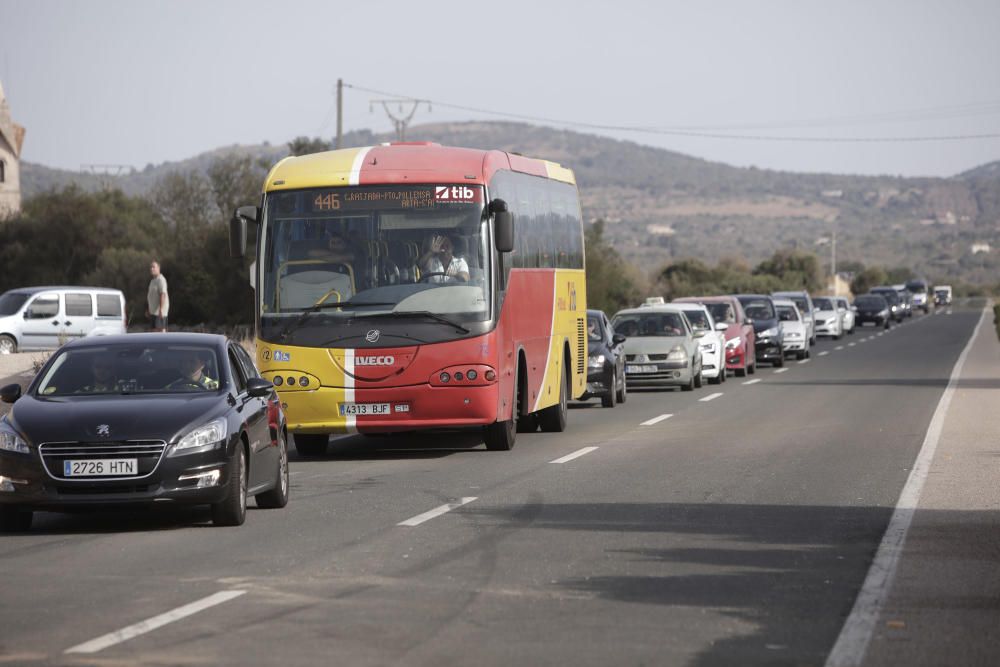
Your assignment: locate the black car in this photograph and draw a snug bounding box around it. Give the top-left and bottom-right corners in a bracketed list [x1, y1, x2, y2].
[581, 309, 627, 407]
[869, 287, 904, 322]
[853, 294, 891, 329]
[0, 333, 288, 531]
[735, 295, 784, 367]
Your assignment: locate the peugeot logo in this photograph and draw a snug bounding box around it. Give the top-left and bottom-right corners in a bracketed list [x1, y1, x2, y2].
[365, 329, 381, 343]
[96, 424, 110, 438]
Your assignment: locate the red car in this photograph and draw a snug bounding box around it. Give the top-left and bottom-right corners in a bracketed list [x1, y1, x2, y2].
[673, 296, 756, 376]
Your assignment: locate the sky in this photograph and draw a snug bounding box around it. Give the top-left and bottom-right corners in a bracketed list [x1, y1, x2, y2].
[2, 0, 999, 177]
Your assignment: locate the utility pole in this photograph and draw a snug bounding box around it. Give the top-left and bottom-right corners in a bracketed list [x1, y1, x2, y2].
[370, 98, 430, 141]
[81, 164, 134, 191]
[335, 78, 343, 149]
[831, 229, 838, 295]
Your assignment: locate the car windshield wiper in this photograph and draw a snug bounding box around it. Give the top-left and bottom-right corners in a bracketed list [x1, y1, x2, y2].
[352, 310, 471, 334]
[277, 301, 398, 342]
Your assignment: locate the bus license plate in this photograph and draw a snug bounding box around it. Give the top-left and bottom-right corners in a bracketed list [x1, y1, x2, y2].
[339, 402, 391, 416]
[627, 364, 658, 374]
[64, 459, 137, 477]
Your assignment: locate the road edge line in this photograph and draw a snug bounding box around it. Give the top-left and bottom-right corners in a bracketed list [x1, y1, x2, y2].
[824, 304, 989, 667]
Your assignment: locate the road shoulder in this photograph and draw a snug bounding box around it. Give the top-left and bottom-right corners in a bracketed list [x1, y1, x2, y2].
[864, 305, 1000, 666]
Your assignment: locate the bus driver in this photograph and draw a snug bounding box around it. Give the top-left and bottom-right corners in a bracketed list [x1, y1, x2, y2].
[419, 233, 469, 283]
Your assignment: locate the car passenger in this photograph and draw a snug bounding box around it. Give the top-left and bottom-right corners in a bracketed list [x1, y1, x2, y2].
[168, 352, 220, 391]
[81, 357, 120, 393]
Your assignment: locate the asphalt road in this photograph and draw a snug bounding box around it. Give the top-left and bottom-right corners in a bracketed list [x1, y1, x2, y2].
[0, 304, 991, 667]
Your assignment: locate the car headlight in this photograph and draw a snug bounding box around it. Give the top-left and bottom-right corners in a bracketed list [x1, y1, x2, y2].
[0, 428, 29, 454]
[725, 337, 741, 349]
[891, 305, 898, 311]
[879, 309, 888, 316]
[171, 418, 227, 456]
[588, 354, 606, 368]
[761, 327, 780, 338]
[666, 346, 687, 361]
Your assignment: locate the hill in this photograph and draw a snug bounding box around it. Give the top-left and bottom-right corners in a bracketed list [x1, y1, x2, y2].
[20, 122, 1000, 286]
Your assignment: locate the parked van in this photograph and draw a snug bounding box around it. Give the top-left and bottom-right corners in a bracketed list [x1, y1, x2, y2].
[0, 286, 127, 354]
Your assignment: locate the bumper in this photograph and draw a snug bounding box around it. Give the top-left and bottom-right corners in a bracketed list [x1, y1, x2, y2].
[0, 447, 233, 512]
[699, 350, 723, 378]
[857, 315, 885, 325]
[754, 339, 783, 361]
[583, 367, 612, 399]
[725, 345, 748, 370]
[625, 360, 691, 387]
[284, 382, 501, 434]
[782, 338, 807, 352]
[814, 323, 840, 336]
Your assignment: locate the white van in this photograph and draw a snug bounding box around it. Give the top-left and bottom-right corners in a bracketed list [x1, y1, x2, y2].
[0, 286, 127, 354]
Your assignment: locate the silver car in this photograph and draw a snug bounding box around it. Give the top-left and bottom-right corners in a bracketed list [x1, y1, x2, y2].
[772, 291, 816, 345]
[611, 305, 704, 391]
[811, 296, 843, 339]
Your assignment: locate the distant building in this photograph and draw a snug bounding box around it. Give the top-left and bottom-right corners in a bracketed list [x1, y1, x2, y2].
[0, 80, 26, 217]
[970, 242, 991, 254]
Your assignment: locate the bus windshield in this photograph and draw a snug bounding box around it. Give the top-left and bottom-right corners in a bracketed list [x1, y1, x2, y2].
[259, 185, 490, 344]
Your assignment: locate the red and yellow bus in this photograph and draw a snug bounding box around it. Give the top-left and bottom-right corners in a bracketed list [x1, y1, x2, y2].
[230, 142, 586, 453]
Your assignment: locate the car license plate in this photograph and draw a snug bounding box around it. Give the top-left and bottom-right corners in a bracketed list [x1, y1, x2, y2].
[339, 402, 391, 416]
[63, 459, 137, 477]
[627, 364, 658, 374]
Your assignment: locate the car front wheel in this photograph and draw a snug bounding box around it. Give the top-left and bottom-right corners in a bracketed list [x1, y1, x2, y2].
[212, 445, 248, 526]
[256, 431, 289, 509]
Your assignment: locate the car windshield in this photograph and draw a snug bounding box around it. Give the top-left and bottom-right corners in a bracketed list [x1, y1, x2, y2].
[738, 298, 775, 320]
[36, 344, 223, 396]
[612, 312, 686, 337]
[705, 302, 735, 324]
[683, 309, 711, 330]
[777, 306, 799, 322]
[856, 296, 884, 307]
[790, 297, 809, 313]
[586, 315, 603, 341]
[906, 281, 927, 293]
[259, 185, 490, 341]
[872, 290, 899, 304]
[813, 298, 834, 310]
[0, 292, 29, 317]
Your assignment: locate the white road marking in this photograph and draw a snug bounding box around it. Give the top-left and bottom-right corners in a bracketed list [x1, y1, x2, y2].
[742, 379, 761, 385]
[699, 392, 723, 402]
[877, 332, 884, 337]
[848, 342, 856, 347]
[773, 368, 788, 374]
[398, 497, 477, 527]
[835, 345, 844, 350]
[65, 590, 247, 654]
[818, 351, 830, 357]
[640, 413, 673, 426]
[825, 304, 989, 667]
[798, 358, 810, 364]
[551, 446, 599, 464]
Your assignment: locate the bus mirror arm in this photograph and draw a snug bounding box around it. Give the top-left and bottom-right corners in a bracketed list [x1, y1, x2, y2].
[229, 206, 259, 259]
[491, 199, 514, 253]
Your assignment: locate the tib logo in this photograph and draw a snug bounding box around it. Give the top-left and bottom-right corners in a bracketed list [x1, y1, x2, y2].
[435, 186, 476, 202]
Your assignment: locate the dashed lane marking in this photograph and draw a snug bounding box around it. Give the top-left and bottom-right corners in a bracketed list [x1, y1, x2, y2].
[818, 351, 830, 357]
[699, 392, 723, 402]
[551, 446, 599, 464]
[836, 345, 845, 350]
[798, 358, 811, 364]
[398, 497, 477, 527]
[742, 379, 762, 385]
[773, 368, 789, 374]
[640, 413, 673, 426]
[65, 590, 247, 654]
[848, 343, 856, 347]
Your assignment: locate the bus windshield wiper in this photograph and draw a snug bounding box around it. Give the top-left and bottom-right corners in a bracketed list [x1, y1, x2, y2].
[278, 301, 397, 342]
[353, 310, 471, 334]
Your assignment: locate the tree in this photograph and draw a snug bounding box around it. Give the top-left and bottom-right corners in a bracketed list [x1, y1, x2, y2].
[851, 267, 887, 295]
[287, 136, 330, 156]
[585, 220, 643, 314]
[753, 249, 823, 292]
[206, 153, 268, 220]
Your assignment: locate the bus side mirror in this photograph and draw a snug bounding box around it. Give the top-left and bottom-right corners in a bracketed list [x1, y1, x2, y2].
[229, 206, 259, 259]
[491, 199, 514, 253]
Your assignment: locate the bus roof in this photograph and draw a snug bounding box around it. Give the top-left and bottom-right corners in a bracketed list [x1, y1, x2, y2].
[262, 142, 576, 193]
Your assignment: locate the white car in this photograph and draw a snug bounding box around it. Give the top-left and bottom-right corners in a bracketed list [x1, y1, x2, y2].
[672, 302, 727, 384]
[811, 296, 843, 339]
[0, 286, 127, 354]
[834, 296, 855, 334]
[773, 298, 810, 360]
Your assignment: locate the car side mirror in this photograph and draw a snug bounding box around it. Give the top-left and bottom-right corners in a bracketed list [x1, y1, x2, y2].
[612, 333, 626, 345]
[714, 322, 728, 331]
[1, 383, 22, 404]
[491, 199, 513, 253]
[246, 377, 273, 398]
[693, 330, 706, 338]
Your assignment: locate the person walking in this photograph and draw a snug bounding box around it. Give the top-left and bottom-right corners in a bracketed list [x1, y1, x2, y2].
[147, 260, 170, 332]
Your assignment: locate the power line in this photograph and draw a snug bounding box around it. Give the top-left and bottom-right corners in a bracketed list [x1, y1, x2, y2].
[343, 82, 1000, 143]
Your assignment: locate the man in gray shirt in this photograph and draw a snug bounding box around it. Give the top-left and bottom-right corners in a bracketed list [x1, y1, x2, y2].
[147, 260, 170, 332]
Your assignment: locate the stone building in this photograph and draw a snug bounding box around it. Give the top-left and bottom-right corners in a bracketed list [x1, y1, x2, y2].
[0, 80, 26, 217]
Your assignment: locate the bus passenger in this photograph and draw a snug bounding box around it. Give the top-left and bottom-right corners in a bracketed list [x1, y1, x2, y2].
[419, 234, 469, 283]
